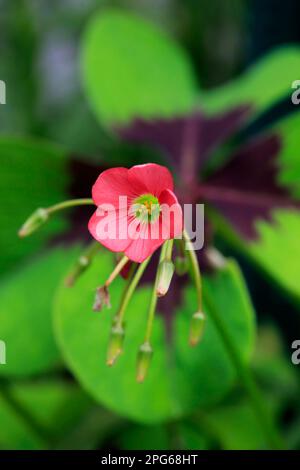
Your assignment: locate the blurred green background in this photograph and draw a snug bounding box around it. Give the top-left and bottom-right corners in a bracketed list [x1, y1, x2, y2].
[0, 0, 300, 450]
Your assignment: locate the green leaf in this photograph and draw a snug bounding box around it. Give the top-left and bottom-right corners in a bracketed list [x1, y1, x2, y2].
[176, 423, 210, 450]
[0, 379, 92, 449]
[275, 111, 300, 198]
[7, 380, 92, 442]
[117, 422, 210, 450]
[201, 401, 267, 450]
[55, 406, 121, 450]
[80, 9, 197, 126]
[0, 245, 80, 377]
[0, 137, 69, 274]
[249, 210, 300, 302]
[54, 252, 255, 423]
[202, 47, 300, 118]
[0, 392, 44, 450]
[117, 424, 170, 450]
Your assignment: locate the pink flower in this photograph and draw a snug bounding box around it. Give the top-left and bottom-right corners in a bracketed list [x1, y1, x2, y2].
[88, 164, 183, 263]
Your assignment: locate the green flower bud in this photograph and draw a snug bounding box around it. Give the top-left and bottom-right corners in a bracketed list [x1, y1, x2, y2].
[189, 312, 206, 347]
[156, 260, 175, 297]
[106, 323, 125, 366]
[174, 255, 189, 276]
[18, 208, 49, 238]
[136, 342, 153, 383]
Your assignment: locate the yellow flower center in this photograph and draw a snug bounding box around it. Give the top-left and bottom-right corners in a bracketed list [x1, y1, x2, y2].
[132, 194, 160, 223]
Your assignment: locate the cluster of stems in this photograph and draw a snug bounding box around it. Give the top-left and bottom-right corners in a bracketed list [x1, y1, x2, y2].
[19, 197, 284, 448]
[104, 232, 206, 383]
[18, 198, 207, 383]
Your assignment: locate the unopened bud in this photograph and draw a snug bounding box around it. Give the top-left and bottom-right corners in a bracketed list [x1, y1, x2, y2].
[189, 312, 206, 347]
[106, 323, 125, 366]
[175, 255, 189, 276]
[136, 342, 153, 383]
[156, 261, 174, 297]
[18, 208, 49, 237]
[93, 286, 111, 312]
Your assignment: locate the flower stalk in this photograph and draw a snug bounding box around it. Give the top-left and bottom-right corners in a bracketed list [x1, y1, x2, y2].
[137, 244, 170, 382]
[18, 198, 94, 237]
[183, 229, 206, 346]
[93, 255, 129, 312]
[104, 255, 129, 288]
[65, 241, 100, 287]
[106, 257, 151, 366]
[174, 239, 189, 276]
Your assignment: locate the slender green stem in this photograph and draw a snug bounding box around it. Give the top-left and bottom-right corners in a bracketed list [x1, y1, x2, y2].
[19, 198, 95, 238]
[47, 198, 94, 214]
[144, 246, 167, 342]
[183, 228, 284, 450]
[117, 263, 137, 306]
[116, 257, 152, 327]
[105, 256, 129, 287]
[183, 229, 202, 311]
[165, 239, 174, 262]
[65, 241, 100, 287]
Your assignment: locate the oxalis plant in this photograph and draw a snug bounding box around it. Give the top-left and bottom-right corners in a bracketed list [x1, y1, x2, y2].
[3, 8, 300, 450]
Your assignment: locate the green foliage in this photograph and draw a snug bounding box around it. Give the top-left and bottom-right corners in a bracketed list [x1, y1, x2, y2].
[276, 111, 300, 198]
[0, 392, 44, 450]
[200, 401, 267, 450]
[0, 246, 81, 377]
[118, 424, 170, 450]
[0, 137, 69, 274]
[81, 9, 197, 126]
[0, 380, 92, 449]
[54, 252, 255, 423]
[250, 210, 300, 302]
[1, 0, 299, 451]
[202, 47, 300, 117]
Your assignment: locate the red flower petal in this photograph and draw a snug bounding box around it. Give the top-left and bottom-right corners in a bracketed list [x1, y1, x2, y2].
[159, 189, 183, 239]
[124, 222, 163, 263]
[88, 208, 131, 253]
[92, 167, 138, 206]
[128, 163, 174, 197]
[89, 164, 182, 263]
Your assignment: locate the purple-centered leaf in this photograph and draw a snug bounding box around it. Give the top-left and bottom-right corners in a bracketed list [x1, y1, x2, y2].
[118, 106, 251, 181]
[119, 106, 300, 242]
[201, 134, 300, 239]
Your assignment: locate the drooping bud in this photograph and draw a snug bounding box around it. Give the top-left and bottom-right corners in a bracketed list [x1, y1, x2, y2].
[156, 260, 175, 297]
[106, 322, 125, 366]
[93, 286, 111, 312]
[174, 255, 189, 276]
[18, 208, 49, 238]
[136, 342, 153, 383]
[189, 312, 206, 347]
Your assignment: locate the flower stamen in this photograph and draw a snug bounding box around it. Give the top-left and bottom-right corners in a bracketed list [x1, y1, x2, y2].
[131, 194, 161, 224]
